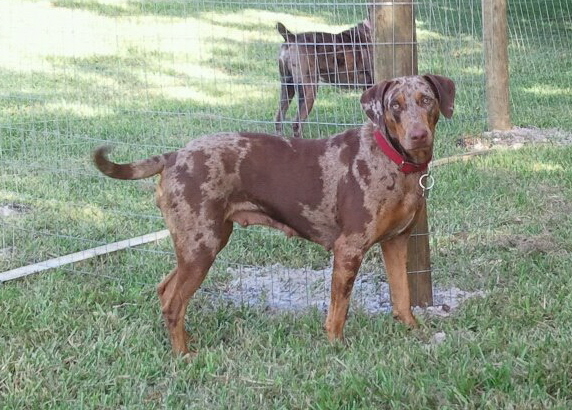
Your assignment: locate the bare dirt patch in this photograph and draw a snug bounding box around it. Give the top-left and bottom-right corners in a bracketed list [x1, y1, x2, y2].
[225, 264, 485, 316]
[495, 233, 560, 255]
[459, 127, 572, 150]
[0, 202, 31, 217]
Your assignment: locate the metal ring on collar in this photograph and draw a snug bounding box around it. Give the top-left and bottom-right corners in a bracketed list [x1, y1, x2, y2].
[418, 173, 435, 190]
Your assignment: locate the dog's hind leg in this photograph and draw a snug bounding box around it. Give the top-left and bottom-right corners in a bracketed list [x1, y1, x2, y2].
[157, 220, 233, 356]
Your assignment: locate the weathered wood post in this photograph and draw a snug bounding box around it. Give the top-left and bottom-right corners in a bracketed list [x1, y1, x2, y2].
[482, 0, 511, 130]
[372, 0, 417, 81]
[373, 0, 433, 307]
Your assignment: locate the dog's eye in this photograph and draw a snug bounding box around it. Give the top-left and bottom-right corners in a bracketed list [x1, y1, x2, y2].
[421, 96, 433, 106]
[390, 102, 401, 111]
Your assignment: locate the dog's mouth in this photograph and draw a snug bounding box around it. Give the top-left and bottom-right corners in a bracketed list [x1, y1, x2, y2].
[400, 138, 434, 164]
[401, 128, 434, 150]
[385, 132, 433, 165]
[403, 144, 433, 158]
[407, 146, 433, 163]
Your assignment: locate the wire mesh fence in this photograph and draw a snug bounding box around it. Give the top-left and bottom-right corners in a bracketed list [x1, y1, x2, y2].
[1, 0, 571, 312]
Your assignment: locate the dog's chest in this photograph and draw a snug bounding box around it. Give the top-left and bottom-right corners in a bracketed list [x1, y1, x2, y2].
[377, 191, 421, 239]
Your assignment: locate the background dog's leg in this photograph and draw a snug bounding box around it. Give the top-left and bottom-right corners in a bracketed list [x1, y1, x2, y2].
[380, 235, 418, 327]
[275, 60, 295, 135]
[293, 81, 318, 138]
[325, 238, 363, 340]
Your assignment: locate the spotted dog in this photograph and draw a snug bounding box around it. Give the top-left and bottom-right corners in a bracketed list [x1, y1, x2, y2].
[93, 74, 455, 357]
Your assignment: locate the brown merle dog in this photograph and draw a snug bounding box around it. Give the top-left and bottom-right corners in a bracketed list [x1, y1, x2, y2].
[274, 20, 373, 138]
[93, 74, 455, 357]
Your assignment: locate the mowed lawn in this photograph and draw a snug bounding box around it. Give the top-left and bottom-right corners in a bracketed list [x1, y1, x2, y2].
[1, 0, 572, 408]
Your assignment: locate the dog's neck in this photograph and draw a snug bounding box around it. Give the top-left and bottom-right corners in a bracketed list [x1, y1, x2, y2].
[377, 122, 415, 162]
[384, 126, 409, 158]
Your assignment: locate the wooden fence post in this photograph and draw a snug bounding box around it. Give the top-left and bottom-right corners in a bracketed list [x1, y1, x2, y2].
[373, 0, 417, 80]
[482, 0, 511, 130]
[373, 0, 433, 307]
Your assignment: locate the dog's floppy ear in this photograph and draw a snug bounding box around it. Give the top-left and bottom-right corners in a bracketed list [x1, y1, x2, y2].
[360, 80, 393, 126]
[423, 74, 456, 118]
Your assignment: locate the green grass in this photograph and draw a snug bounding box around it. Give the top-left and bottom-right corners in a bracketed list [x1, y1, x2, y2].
[2, 177, 572, 408]
[2, 0, 572, 407]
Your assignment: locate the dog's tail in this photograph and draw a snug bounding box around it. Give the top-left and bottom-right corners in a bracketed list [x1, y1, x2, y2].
[276, 22, 296, 42]
[93, 146, 171, 180]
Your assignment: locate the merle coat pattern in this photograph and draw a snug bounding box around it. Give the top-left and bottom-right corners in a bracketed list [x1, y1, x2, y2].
[93, 74, 455, 357]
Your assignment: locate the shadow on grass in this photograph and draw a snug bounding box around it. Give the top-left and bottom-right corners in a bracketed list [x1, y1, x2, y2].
[2, 1, 570, 145]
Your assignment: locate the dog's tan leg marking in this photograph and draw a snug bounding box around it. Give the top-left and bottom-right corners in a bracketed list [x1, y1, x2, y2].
[157, 221, 233, 356]
[380, 234, 418, 327]
[157, 267, 194, 355]
[325, 237, 364, 340]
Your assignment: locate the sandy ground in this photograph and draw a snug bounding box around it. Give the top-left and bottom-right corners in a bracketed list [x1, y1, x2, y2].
[225, 264, 485, 317]
[459, 126, 572, 150]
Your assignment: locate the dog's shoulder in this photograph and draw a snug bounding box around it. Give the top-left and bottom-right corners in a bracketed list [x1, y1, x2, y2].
[328, 127, 364, 149]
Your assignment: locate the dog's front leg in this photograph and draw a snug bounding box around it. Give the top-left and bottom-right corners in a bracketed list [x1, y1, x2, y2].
[293, 79, 318, 138]
[325, 237, 364, 340]
[380, 234, 418, 327]
[275, 58, 295, 134]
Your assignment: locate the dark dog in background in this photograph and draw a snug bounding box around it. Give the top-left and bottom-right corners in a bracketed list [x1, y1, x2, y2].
[274, 19, 373, 138]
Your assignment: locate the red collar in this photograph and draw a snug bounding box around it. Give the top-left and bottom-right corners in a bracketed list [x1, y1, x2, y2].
[374, 130, 431, 174]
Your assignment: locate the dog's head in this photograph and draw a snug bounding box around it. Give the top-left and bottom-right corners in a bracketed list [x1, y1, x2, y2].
[360, 74, 455, 163]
